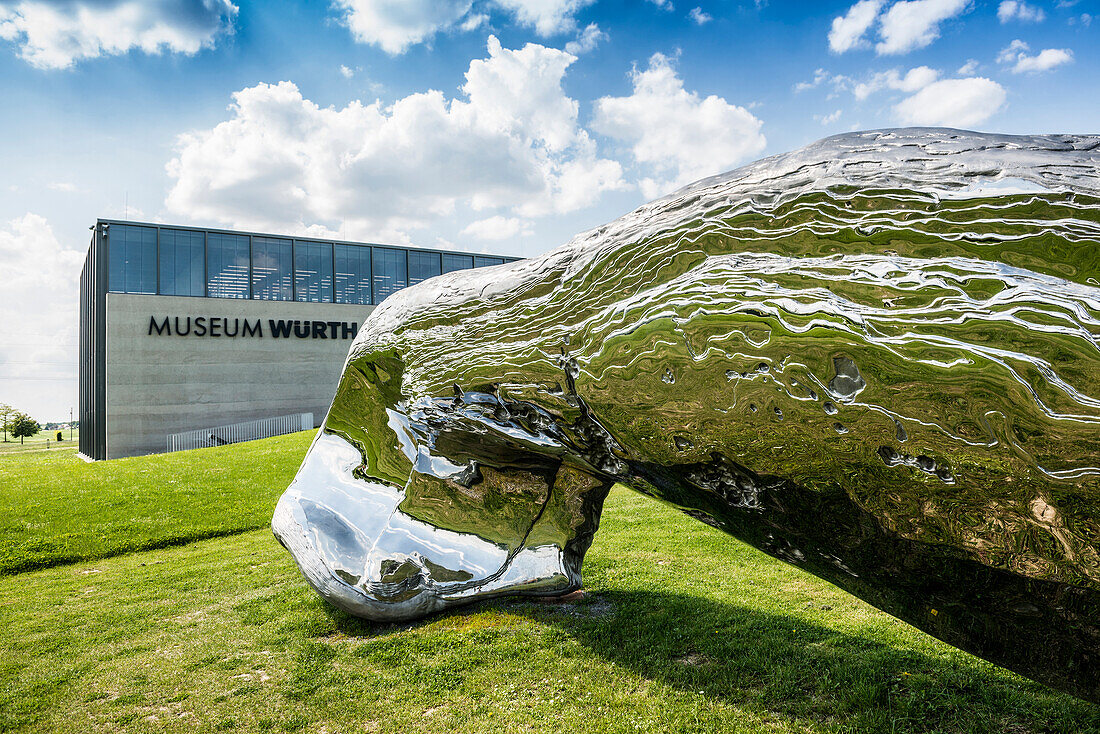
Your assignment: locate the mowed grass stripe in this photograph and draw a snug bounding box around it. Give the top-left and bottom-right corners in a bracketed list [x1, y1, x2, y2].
[0, 431, 313, 576]
[1, 487, 1098, 733]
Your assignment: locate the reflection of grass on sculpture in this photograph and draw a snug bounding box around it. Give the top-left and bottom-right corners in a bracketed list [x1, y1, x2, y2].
[0, 431, 310, 576]
[399, 464, 552, 553]
[325, 352, 416, 489]
[2, 474, 1098, 732]
[580, 287, 1100, 589]
[674, 191, 1100, 285]
[595, 377, 1100, 587]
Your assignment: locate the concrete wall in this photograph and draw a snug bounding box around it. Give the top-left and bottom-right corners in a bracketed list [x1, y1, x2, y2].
[105, 293, 372, 458]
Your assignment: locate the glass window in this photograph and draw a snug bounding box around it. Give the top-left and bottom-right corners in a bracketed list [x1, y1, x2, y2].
[372, 247, 407, 304]
[442, 253, 474, 273]
[158, 228, 205, 297]
[251, 236, 292, 300]
[207, 232, 251, 299]
[408, 250, 441, 286]
[107, 224, 157, 294]
[474, 256, 505, 268]
[294, 241, 333, 303]
[334, 244, 372, 305]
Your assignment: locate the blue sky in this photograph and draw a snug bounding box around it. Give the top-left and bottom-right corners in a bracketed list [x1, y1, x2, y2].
[0, 0, 1096, 419]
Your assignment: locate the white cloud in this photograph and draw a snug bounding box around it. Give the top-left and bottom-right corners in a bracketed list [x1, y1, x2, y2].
[0, 0, 237, 69]
[333, 0, 594, 51]
[339, 64, 354, 78]
[795, 67, 830, 92]
[461, 215, 533, 240]
[166, 37, 625, 243]
[829, 0, 883, 53]
[462, 37, 580, 152]
[47, 181, 75, 191]
[564, 22, 605, 54]
[459, 12, 488, 30]
[853, 65, 939, 99]
[1026, 48, 1071, 71]
[793, 68, 853, 95]
[998, 39, 1073, 72]
[0, 213, 84, 419]
[492, 0, 595, 35]
[957, 58, 979, 74]
[830, 0, 972, 56]
[816, 109, 843, 124]
[332, 0, 473, 55]
[1012, 47, 1073, 72]
[876, 0, 969, 55]
[998, 1, 1045, 22]
[593, 52, 765, 199]
[996, 38, 1028, 62]
[689, 7, 712, 24]
[648, 0, 674, 10]
[894, 77, 1006, 126]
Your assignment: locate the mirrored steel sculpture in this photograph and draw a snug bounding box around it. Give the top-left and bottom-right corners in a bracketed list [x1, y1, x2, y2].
[273, 129, 1100, 702]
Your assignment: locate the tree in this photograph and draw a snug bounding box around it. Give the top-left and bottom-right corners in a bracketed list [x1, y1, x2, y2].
[0, 403, 13, 443]
[10, 413, 38, 445]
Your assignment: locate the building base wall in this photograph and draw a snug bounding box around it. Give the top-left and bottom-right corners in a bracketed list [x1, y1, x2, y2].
[104, 294, 371, 459]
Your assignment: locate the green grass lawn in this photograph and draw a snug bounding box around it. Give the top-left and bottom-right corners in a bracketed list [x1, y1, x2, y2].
[0, 431, 311, 575]
[1, 435, 1098, 733]
[0, 427, 80, 455]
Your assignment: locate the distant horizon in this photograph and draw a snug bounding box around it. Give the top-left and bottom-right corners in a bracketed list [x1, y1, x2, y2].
[1, 0, 1096, 420]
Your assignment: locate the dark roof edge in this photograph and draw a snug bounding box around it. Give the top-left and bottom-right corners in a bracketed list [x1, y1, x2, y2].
[94, 218, 521, 261]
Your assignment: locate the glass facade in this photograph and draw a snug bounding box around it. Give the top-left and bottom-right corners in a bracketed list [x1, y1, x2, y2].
[294, 241, 333, 303]
[108, 224, 157, 294]
[207, 232, 251, 299]
[334, 244, 372, 305]
[251, 236, 293, 301]
[408, 250, 442, 286]
[104, 222, 516, 304]
[442, 253, 474, 273]
[159, 228, 205, 297]
[372, 247, 407, 304]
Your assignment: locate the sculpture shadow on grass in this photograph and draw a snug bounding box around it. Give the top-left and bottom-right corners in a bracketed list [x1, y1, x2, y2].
[316, 589, 1100, 732]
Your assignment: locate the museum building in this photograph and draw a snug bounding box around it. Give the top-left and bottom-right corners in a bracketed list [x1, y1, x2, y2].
[78, 219, 518, 460]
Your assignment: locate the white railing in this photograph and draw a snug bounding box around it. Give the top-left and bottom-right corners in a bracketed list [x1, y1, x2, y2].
[166, 412, 313, 453]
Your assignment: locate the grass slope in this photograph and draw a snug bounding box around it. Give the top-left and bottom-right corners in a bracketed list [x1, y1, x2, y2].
[2, 484, 1098, 731]
[0, 431, 312, 575]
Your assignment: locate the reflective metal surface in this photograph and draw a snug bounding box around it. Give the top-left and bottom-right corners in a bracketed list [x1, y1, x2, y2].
[273, 129, 1100, 702]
